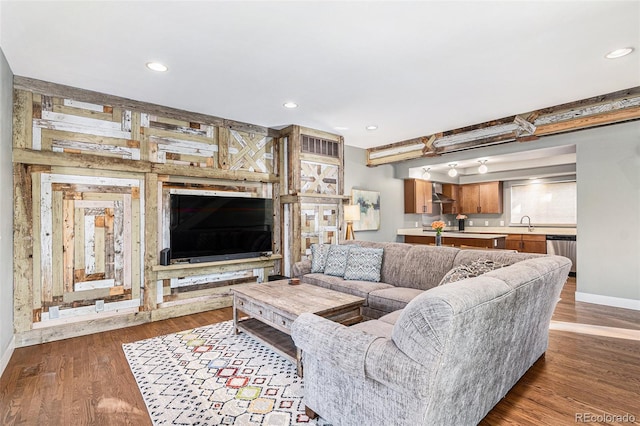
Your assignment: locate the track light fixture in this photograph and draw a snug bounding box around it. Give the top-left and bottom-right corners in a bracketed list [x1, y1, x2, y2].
[447, 164, 458, 178]
[422, 167, 431, 180]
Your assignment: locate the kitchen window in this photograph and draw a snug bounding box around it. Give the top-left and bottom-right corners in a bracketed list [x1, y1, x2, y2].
[510, 181, 576, 226]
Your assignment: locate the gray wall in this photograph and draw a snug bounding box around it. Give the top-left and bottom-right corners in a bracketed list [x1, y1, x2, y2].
[575, 121, 640, 303]
[0, 47, 14, 374]
[344, 145, 404, 243]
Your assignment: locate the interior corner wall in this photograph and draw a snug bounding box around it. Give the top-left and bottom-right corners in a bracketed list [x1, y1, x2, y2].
[344, 145, 404, 243]
[575, 120, 640, 307]
[0, 46, 15, 375]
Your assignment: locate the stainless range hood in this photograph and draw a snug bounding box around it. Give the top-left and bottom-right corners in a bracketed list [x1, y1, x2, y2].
[432, 182, 455, 203]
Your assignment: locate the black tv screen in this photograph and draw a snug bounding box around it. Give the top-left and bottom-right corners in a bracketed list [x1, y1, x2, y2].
[170, 194, 273, 262]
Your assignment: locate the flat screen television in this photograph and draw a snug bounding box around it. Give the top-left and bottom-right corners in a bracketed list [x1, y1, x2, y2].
[169, 194, 273, 263]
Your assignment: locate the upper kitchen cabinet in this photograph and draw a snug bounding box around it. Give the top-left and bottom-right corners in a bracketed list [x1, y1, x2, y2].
[404, 178, 433, 214]
[441, 183, 460, 214]
[459, 181, 503, 214]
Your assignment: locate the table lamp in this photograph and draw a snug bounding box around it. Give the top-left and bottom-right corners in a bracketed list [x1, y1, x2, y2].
[344, 205, 361, 240]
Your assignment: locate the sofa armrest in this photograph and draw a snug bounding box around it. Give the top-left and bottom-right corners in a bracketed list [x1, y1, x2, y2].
[292, 313, 379, 379]
[292, 313, 433, 398]
[364, 338, 433, 398]
[292, 259, 312, 278]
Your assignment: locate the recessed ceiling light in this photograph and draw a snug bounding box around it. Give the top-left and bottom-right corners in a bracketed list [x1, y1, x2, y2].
[283, 102, 298, 109]
[366, 125, 378, 131]
[605, 47, 634, 59]
[146, 62, 168, 72]
[334, 126, 349, 131]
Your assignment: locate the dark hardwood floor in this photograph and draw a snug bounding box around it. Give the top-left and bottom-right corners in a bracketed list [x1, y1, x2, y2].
[1, 278, 639, 425]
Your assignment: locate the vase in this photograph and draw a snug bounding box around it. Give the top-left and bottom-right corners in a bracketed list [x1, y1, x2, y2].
[458, 219, 465, 231]
[435, 234, 442, 246]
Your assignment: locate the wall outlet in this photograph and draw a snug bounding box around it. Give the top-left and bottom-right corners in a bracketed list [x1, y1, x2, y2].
[49, 306, 59, 319]
[469, 220, 473, 226]
[95, 300, 105, 312]
[485, 221, 489, 226]
[500, 220, 505, 226]
[447, 221, 451, 226]
[415, 221, 419, 228]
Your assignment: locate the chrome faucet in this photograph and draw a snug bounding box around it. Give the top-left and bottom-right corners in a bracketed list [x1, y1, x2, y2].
[520, 215, 534, 232]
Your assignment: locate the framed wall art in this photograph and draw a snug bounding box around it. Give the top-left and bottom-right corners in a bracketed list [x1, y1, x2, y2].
[351, 189, 380, 231]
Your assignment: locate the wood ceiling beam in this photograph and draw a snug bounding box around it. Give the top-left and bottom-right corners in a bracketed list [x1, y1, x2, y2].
[366, 86, 640, 166]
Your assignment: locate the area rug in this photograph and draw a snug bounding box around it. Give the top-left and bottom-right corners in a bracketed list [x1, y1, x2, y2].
[123, 320, 321, 426]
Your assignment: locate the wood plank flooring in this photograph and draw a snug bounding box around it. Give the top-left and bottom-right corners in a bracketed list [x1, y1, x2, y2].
[1, 278, 639, 425]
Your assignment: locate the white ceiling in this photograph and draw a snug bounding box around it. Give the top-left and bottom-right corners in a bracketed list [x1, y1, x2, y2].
[1, 1, 639, 150]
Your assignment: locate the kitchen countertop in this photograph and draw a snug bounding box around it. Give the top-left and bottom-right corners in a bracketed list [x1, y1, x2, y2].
[398, 228, 508, 239]
[398, 226, 576, 237]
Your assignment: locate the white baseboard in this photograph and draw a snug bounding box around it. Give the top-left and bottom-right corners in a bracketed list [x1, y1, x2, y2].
[0, 335, 16, 378]
[575, 292, 640, 311]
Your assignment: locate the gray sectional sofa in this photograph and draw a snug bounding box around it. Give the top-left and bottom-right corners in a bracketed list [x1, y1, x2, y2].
[291, 241, 572, 425]
[292, 240, 542, 319]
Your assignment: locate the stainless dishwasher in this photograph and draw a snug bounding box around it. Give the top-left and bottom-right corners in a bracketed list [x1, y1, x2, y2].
[546, 235, 576, 276]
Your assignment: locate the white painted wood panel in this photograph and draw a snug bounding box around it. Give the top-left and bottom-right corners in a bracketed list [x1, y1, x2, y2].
[74, 278, 115, 291]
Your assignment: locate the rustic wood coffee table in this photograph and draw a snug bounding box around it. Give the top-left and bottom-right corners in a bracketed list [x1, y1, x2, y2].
[232, 279, 364, 375]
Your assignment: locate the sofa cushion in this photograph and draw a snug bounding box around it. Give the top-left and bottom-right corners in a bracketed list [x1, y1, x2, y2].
[375, 243, 413, 286]
[378, 310, 403, 325]
[368, 287, 424, 313]
[396, 245, 459, 290]
[324, 244, 356, 277]
[439, 259, 506, 286]
[344, 247, 384, 282]
[302, 273, 393, 301]
[310, 243, 331, 273]
[351, 319, 394, 339]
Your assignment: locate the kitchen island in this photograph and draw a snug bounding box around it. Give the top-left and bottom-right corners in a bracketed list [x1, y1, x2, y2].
[398, 228, 508, 249]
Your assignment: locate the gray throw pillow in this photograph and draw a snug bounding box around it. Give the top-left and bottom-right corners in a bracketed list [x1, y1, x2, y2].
[439, 258, 505, 286]
[344, 247, 384, 282]
[310, 243, 331, 273]
[324, 245, 356, 277]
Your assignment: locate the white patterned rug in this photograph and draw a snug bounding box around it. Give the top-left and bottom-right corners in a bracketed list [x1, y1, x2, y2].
[123, 320, 321, 426]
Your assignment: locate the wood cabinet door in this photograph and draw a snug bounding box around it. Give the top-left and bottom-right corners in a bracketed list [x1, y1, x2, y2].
[505, 234, 523, 251]
[522, 234, 547, 254]
[459, 184, 480, 214]
[420, 180, 433, 214]
[441, 184, 459, 214]
[404, 179, 432, 214]
[478, 181, 503, 214]
[506, 233, 547, 253]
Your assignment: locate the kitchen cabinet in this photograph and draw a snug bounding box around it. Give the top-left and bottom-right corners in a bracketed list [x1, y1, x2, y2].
[459, 181, 503, 214]
[505, 234, 547, 254]
[441, 184, 460, 214]
[404, 179, 433, 214]
[405, 235, 506, 249]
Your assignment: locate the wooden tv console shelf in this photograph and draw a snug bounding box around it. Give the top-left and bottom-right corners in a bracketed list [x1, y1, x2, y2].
[152, 254, 283, 280]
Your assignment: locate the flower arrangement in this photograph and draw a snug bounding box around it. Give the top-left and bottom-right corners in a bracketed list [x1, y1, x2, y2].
[456, 214, 468, 220]
[431, 220, 446, 236]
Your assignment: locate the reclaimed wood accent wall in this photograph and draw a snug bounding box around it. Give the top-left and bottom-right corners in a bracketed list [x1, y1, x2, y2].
[277, 126, 346, 275]
[12, 77, 281, 346]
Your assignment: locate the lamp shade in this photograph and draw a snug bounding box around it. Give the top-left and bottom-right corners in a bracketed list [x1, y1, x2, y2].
[344, 205, 361, 221]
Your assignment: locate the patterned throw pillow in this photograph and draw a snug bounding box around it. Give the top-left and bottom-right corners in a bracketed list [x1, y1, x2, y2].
[438, 259, 506, 286]
[344, 247, 384, 282]
[310, 243, 331, 273]
[324, 245, 356, 277]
